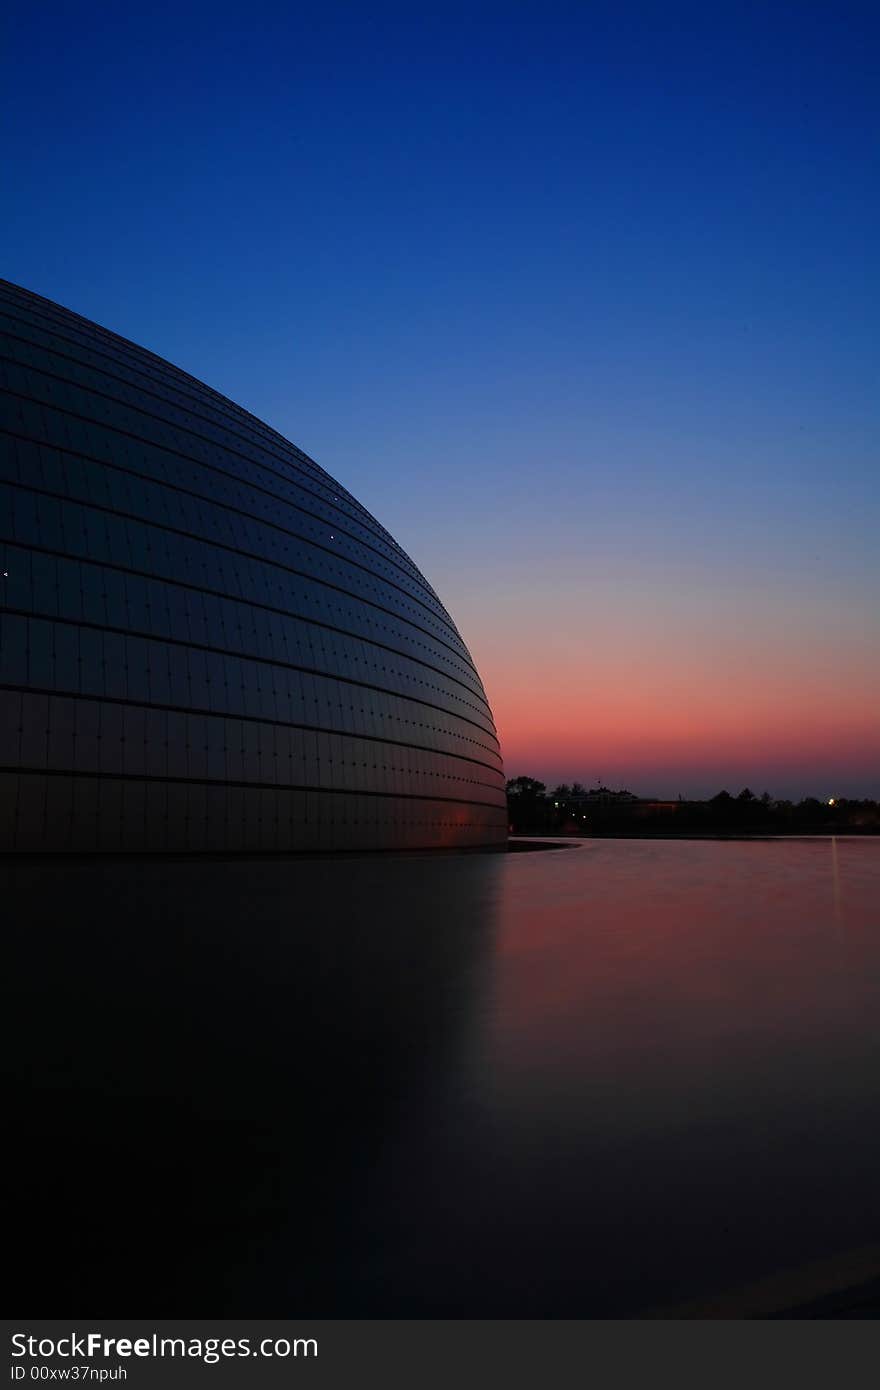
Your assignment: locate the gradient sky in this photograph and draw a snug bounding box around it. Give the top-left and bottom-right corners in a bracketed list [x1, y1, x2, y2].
[3, 2, 878, 797]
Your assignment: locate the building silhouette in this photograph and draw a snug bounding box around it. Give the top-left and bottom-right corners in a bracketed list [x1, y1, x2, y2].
[0, 280, 506, 851]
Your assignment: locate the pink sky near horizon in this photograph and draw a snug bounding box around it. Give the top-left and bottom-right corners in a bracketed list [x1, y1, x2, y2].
[338, 349, 878, 806]
[489, 693, 878, 801]
[451, 565, 880, 801]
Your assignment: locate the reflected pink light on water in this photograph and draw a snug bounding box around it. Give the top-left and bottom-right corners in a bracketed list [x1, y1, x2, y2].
[484, 840, 879, 1115]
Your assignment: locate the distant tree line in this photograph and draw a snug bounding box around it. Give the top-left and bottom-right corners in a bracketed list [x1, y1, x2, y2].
[505, 778, 880, 836]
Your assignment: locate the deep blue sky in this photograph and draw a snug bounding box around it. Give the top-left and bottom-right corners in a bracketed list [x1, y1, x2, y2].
[3, 2, 878, 795]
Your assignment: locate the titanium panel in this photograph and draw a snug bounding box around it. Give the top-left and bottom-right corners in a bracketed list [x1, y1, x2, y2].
[0, 279, 506, 852]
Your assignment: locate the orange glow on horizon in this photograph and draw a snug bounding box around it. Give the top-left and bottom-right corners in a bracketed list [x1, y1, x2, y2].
[474, 636, 879, 795]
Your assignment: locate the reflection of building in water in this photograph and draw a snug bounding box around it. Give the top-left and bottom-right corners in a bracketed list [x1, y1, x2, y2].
[4, 852, 501, 1311]
[0, 279, 505, 851]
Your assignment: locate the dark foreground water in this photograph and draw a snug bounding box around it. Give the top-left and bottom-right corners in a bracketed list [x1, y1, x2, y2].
[6, 839, 880, 1316]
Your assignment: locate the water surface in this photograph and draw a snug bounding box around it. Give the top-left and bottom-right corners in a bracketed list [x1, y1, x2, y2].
[6, 838, 880, 1315]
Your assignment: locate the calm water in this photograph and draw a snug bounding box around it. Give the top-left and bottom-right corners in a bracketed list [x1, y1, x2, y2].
[6, 838, 880, 1316]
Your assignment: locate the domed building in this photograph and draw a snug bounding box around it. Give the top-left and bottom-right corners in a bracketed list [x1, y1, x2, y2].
[0, 280, 506, 852]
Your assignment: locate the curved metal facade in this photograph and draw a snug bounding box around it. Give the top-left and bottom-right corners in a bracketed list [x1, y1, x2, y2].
[0, 280, 506, 852]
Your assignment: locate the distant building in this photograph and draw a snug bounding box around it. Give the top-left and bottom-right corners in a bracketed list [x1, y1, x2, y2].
[552, 788, 684, 823]
[555, 786, 639, 807]
[583, 786, 638, 805]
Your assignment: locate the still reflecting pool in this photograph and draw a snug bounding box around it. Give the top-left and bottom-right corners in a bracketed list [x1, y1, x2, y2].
[7, 838, 880, 1314]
